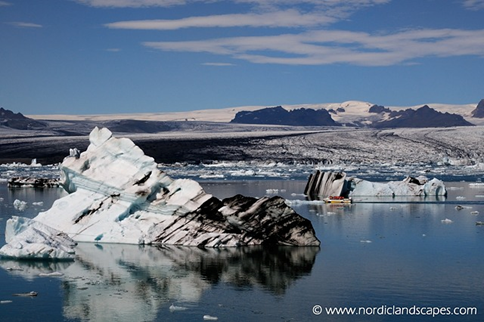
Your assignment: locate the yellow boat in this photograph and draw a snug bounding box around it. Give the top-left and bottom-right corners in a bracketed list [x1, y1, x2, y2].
[323, 196, 352, 204]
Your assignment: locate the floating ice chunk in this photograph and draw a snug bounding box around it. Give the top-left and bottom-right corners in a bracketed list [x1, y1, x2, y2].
[469, 182, 484, 188]
[13, 199, 27, 211]
[0, 300, 13, 304]
[305, 171, 447, 197]
[470, 211, 479, 215]
[32, 201, 44, 207]
[441, 218, 453, 224]
[13, 291, 38, 297]
[39, 271, 64, 277]
[360, 239, 372, 243]
[169, 304, 187, 312]
[203, 315, 218, 321]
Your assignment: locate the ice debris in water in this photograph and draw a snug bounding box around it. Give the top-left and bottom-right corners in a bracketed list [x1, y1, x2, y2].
[169, 304, 187, 312]
[13, 199, 27, 211]
[441, 218, 453, 224]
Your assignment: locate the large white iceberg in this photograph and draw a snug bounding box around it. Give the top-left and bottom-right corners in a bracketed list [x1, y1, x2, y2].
[0, 128, 319, 259]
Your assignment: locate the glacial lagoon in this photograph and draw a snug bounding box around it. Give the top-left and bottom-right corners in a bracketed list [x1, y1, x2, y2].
[1, 176, 483, 321]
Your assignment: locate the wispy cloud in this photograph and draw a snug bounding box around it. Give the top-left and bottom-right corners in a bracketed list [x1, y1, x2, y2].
[6, 21, 43, 28]
[106, 10, 336, 30]
[104, 0, 389, 30]
[462, 0, 484, 10]
[202, 62, 235, 66]
[77, 0, 389, 9]
[143, 28, 484, 66]
[73, 0, 187, 8]
[0, 1, 12, 6]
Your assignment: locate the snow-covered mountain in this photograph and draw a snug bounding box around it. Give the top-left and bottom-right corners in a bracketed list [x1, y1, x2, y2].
[27, 100, 484, 126]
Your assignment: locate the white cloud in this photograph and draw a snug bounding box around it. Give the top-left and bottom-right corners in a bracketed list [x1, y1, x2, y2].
[76, 0, 390, 8]
[143, 28, 484, 66]
[202, 62, 235, 66]
[104, 0, 390, 30]
[73, 0, 187, 7]
[463, 0, 484, 10]
[6, 22, 43, 28]
[106, 10, 335, 30]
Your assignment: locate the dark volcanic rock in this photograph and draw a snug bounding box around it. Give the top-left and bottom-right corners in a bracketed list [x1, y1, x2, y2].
[231, 106, 340, 126]
[373, 105, 473, 128]
[471, 99, 484, 118]
[0, 107, 46, 130]
[8, 177, 60, 188]
[368, 104, 390, 114]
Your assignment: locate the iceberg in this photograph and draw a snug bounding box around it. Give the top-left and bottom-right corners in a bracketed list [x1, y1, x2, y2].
[305, 170, 447, 198]
[0, 128, 319, 259]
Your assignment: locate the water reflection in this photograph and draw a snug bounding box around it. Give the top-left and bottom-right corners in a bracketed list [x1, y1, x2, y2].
[0, 244, 318, 322]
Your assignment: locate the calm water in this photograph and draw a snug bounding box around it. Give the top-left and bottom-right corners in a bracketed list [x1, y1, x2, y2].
[1, 180, 483, 321]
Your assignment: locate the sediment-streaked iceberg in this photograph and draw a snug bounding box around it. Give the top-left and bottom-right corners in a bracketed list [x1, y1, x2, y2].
[305, 170, 447, 198]
[0, 127, 319, 259]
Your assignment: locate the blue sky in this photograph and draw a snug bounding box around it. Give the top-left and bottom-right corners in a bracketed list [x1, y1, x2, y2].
[1, 0, 484, 115]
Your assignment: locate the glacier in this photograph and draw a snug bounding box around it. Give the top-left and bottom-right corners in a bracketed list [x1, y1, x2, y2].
[0, 127, 319, 259]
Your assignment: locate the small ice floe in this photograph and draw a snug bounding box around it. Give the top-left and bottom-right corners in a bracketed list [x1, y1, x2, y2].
[13, 199, 27, 211]
[360, 239, 372, 243]
[441, 218, 453, 224]
[455, 205, 465, 210]
[199, 174, 224, 179]
[475, 195, 484, 198]
[203, 315, 218, 321]
[265, 188, 279, 194]
[476, 221, 484, 226]
[39, 272, 64, 277]
[32, 201, 44, 207]
[13, 291, 38, 297]
[0, 300, 13, 304]
[470, 211, 480, 216]
[447, 186, 464, 191]
[169, 304, 187, 312]
[456, 196, 466, 200]
[469, 183, 484, 188]
[389, 206, 397, 211]
[6, 267, 23, 271]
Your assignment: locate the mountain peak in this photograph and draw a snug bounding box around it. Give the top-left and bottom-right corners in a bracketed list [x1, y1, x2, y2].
[0, 107, 46, 130]
[471, 99, 484, 118]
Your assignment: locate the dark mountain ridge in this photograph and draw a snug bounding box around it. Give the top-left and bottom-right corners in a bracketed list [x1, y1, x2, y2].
[0, 107, 47, 130]
[230, 106, 340, 126]
[372, 105, 473, 128]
